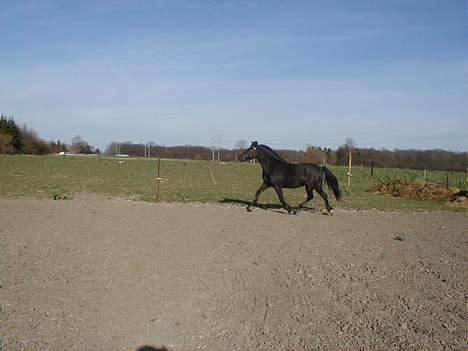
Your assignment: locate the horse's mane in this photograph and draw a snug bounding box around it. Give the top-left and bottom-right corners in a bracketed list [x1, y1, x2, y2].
[258, 144, 288, 163]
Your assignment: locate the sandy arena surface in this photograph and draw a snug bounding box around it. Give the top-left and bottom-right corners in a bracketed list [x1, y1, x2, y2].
[0, 195, 466, 350]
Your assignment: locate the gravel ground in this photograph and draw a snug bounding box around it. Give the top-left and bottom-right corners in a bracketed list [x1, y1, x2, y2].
[0, 195, 466, 350]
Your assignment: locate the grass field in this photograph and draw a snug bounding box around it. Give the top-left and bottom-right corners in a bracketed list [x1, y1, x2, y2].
[0, 155, 466, 211]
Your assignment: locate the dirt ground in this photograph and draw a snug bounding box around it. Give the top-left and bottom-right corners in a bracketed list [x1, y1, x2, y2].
[0, 195, 466, 351]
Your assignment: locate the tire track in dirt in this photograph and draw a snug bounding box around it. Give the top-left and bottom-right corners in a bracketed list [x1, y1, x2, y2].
[0, 196, 466, 351]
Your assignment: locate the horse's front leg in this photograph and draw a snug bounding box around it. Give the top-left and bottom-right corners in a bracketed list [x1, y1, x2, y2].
[247, 182, 269, 211]
[273, 186, 296, 214]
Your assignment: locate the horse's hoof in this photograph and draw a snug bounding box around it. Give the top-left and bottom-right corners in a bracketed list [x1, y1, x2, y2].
[246, 207, 253, 212]
[329, 209, 334, 216]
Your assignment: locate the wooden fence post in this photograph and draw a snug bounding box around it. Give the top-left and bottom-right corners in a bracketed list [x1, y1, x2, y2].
[156, 158, 162, 201]
[347, 150, 352, 190]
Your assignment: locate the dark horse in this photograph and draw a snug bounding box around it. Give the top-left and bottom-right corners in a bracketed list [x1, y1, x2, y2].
[239, 141, 341, 214]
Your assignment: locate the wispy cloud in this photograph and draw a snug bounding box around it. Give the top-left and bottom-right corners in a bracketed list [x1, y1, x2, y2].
[0, 0, 465, 151]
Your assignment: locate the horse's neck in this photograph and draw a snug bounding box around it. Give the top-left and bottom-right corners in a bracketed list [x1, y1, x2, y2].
[256, 150, 282, 172]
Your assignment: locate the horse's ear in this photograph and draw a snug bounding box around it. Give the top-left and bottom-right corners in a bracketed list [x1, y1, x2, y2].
[252, 141, 258, 147]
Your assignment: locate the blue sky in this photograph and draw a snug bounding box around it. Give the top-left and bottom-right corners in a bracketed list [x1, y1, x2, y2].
[0, 0, 466, 151]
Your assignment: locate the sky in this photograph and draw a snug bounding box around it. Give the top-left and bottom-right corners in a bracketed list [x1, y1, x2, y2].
[0, 0, 466, 151]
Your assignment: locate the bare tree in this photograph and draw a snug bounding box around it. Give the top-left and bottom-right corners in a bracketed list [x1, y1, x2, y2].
[234, 140, 248, 160]
[71, 135, 93, 154]
[345, 137, 355, 153]
[235, 140, 248, 150]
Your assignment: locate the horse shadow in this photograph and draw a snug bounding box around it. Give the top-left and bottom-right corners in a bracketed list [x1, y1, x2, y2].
[136, 346, 168, 351]
[220, 198, 316, 214]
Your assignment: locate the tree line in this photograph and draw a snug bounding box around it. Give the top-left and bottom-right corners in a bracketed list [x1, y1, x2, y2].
[0, 115, 66, 155]
[1, 116, 465, 171]
[0, 115, 99, 155]
[106, 141, 467, 172]
[334, 146, 466, 172]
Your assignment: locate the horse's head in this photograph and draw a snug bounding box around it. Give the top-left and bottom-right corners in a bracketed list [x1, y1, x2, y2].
[239, 141, 258, 162]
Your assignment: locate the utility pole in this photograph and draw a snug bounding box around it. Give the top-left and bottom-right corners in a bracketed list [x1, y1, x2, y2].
[211, 136, 215, 161]
[211, 135, 221, 161]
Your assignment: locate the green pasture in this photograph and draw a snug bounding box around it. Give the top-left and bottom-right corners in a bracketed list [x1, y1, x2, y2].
[0, 155, 466, 211]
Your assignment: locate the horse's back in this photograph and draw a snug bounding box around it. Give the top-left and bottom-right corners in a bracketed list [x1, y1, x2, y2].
[272, 162, 312, 188]
[301, 163, 324, 185]
[300, 162, 321, 171]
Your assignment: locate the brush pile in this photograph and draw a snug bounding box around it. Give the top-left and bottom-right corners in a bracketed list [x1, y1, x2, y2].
[371, 180, 468, 207]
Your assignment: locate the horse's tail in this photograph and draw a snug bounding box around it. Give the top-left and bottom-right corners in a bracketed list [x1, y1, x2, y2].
[322, 166, 342, 201]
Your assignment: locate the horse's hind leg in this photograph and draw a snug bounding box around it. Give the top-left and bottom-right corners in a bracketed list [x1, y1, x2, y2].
[273, 186, 296, 214]
[297, 186, 314, 211]
[247, 182, 269, 211]
[316, 187, 333, 215]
